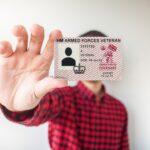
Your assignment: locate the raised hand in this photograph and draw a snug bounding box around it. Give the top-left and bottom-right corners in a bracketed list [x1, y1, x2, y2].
[0, 24, 67, 111]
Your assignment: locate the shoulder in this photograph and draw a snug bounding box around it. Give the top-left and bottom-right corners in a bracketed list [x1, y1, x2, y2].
[105, 93, 128, 116]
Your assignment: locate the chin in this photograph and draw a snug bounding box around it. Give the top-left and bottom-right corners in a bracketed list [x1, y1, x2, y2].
[82, 80, 101, 84]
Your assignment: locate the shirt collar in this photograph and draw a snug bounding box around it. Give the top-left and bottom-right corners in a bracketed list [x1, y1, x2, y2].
[76, 80, 107, 103]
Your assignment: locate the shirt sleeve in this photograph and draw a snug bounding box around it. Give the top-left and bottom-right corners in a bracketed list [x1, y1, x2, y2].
[121, 109, 130, 150]
[0, 87, 68, 126]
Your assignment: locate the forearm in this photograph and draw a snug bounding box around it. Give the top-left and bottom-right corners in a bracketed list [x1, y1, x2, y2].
[0, 89, 65, 126]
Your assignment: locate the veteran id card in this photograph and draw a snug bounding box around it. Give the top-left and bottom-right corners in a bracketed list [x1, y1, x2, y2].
[54, 37, 122, 80]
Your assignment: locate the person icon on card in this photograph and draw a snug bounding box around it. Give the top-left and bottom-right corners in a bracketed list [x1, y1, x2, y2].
[61, 47, 76, 66]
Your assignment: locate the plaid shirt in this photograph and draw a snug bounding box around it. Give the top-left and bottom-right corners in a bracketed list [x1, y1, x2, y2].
[1, 81, 129, 150]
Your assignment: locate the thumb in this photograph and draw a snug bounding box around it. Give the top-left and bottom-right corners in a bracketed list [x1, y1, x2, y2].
[34, 77, 68, 99]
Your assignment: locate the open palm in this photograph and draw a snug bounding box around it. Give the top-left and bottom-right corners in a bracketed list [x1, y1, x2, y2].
[0, 25, 67, 111]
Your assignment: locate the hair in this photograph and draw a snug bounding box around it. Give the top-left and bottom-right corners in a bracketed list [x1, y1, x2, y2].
[79, 30, 107, 37]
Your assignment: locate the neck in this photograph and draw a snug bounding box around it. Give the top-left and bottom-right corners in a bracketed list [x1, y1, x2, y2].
[81, 81, 102, 97]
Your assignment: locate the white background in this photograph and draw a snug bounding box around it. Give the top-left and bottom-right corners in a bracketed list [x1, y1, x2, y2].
[0, 0, 150, 149]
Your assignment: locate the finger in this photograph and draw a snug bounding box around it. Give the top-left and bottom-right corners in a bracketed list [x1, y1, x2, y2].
[34, 77, 67, 100]
[28, 24, 44, 54]
[0, 41, 13, 57]
[12, 25, 28, 52]
[42, 29, 63, 62]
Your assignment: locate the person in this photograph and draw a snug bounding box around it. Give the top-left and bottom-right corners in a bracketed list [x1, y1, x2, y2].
[0, 24, 129, 150]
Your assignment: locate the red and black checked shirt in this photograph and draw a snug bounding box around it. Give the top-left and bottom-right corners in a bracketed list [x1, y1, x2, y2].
[1, 81, 129, 150]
